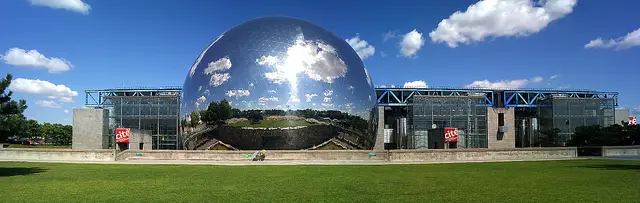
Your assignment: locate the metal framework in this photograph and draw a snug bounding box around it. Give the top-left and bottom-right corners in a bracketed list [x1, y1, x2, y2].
[502, 89, 618, 107]
[85, 86, 182, 107]
[376, 87, 618, 108]
[376, 88, 495, 107]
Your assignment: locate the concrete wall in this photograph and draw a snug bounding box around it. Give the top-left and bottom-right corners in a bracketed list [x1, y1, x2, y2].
[602, 146, 640, 157]
[129, 129, 152, 150]
[117, 150, 388, 161]
[116, 148, 576, 162]
[614, 109, 630, 126]
[0, 148, 115, 162]
[374, 106, 385, 150]
[73, 108, 109, 149]
[389, 147, 576, 162]
[487, 107, 516, 149]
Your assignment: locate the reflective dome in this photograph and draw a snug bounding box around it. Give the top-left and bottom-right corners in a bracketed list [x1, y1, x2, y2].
[181, 17, 377, 150]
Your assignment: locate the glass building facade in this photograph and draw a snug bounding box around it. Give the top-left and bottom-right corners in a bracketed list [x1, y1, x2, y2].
[538, 97, 616, 144]
[105, 94, 181, 149]
[409, 95, 488, 149]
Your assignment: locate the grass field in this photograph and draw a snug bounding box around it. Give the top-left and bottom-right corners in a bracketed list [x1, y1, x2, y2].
[1, 160, 639, 203]
[228, 118, 319, 128]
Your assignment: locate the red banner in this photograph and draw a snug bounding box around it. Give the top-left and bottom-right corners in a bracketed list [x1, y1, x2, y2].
[444, 127, 458, 143]
[630, 117, 637, 126]
[116, 128, 130, 143]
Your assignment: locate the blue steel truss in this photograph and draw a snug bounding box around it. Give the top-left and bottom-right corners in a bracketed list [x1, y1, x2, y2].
[502, 90, 618, 108]
[376, 88, 495, 107]
[376, 87, 618, 108]
[85, 86, 182, 107]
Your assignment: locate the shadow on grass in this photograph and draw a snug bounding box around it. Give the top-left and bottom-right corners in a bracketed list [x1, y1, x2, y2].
[0, 167, 47, 177]
[579, 164, 640, 171]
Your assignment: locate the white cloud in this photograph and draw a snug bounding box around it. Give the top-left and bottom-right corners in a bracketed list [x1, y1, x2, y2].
[466, 79, 529, 89]
[323, 89, 333, 97]
[203, 56, 232, 87]
[268, 90, 277, 93]
[532, 76, 544, 83]
[323, 97, 332, 103]
[346, 34, 375, 60]
[584, 28, 640, 50]
[204, 56, 232, 74]
[348, 85, 355, 90]
[400, 29, 425, 57]
[256, 55, 279, 67]
[429, 0, 577, 48]
[64, 109, 69, 114]
[225, 89, 250, 98]
[9, 78, 77, 103]
[380, 51, 388, 58]
[550, 75, 559, 79]
[209, 73, 230, 87]
[305, 93, 318, 102]
[289, 96, 300, 103]
[631, 106, 640, 115]
[249, 83, 254, 87]
[47, 95, 73, 103]
[383, 30, 398, 42]
[465, 76, 545, 89]
[198, 86, 203, 91]
[257, 39, 347, 84]
[28, 0, 91, 15]
[35, 100, 62, 108]
[203, 90, 210, 95]
[1, 48, 73, 73]
[322, 103, 334, 107]
[403, 80, 428, 88]
[195, 96, 207, 108]
[264, 72, 287, 84]
[258, 96, 279, 103]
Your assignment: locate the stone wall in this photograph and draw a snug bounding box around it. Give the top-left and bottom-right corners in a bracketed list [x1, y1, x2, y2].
[210, 125, 339, 150]
[487, 107, 516, 149]
[389, 147, 576, 162]
[116, 148, 576, 162]
[0, 148, 115, 162]
[117, 150, 387, 161]
[602, 146, 640, 157]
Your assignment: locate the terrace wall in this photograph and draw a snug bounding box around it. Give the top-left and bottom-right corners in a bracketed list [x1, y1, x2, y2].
[602, 146, 640, 157]
[0, 148, 115, 162]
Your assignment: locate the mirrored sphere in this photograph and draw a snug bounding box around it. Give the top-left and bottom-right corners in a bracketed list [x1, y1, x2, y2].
[181, 17, 377, 150]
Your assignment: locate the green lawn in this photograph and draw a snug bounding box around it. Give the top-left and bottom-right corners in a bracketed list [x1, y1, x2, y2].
[0, 160, 639, 202]
[228, 118, 319, 128]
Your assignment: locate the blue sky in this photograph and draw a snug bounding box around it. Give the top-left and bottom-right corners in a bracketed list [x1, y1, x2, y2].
[0, 0, 638, 124]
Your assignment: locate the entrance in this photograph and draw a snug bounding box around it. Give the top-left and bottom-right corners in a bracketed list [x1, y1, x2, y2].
[117, 142, 129, 151]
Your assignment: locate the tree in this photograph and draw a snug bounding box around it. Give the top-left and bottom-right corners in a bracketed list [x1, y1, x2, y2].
[249, 110, 263, 124]
[199, 100, 233, 125]
[218, 99, 232, 121]
[0, 74, 28, 142]
[24, 119, 42, 143]
[538, 128, 561, 147]
[41, 122, 72, 145]
[190, 111, 200, 127]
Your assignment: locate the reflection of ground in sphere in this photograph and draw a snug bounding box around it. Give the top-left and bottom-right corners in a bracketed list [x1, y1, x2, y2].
[181, 17, 377, 150]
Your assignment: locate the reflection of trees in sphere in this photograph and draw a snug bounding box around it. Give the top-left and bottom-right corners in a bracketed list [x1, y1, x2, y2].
[181, 17, 377, 150]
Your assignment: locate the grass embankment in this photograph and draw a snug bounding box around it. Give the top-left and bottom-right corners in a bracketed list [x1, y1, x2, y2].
[228, 118, 319, 128]
[1, 160, 639, 202]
